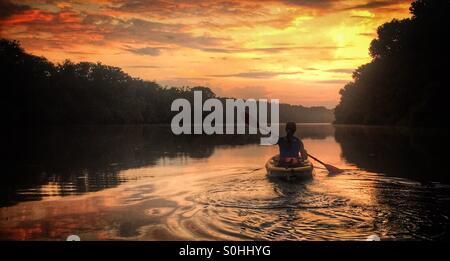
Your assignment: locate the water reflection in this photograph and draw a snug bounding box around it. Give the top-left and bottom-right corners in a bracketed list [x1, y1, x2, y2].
[1, 124, 450, 240]
[2, 125, 260, 206]
[335, 125, 450, 183]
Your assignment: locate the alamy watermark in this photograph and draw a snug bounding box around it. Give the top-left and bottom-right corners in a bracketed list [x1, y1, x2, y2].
[170, 91, 279, 145]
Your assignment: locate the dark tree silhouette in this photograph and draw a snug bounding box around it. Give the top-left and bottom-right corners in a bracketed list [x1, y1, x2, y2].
[335, 0, 450, 127]
[1, 38, 334, 125]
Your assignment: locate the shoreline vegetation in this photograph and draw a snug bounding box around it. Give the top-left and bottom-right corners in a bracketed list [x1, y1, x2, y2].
[334, 0, 450, 127]
[0, 39, 333, 125]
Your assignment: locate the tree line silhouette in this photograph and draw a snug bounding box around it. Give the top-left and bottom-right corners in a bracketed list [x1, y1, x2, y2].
[1, 39, 333, 125]
[335, 0, 450, 127]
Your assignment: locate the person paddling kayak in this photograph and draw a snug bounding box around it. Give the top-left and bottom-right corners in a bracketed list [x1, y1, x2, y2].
[277, 122, 307, 167]
[241, 112, 343, 174]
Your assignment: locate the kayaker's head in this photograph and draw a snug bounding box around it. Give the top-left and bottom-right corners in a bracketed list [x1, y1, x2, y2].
[285, 122, 296, 136]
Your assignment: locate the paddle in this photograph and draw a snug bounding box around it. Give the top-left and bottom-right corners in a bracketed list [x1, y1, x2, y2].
[241, 112, 344, 174]
[305, 154, 343, 174]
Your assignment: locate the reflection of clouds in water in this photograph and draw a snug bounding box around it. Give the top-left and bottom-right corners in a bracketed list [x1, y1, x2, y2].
[1, 125, 450, 240]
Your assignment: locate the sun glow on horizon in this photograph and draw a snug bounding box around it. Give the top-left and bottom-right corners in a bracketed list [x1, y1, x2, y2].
[0, 0, 413, 108]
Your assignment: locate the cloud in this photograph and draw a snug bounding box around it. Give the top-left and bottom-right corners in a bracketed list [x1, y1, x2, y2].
[344, 0, 410, 10]
[209, 71, 302, 79]
[170, 77, 211, 81]
[350, 15, 373, 19]
[0, 0, 30, 19]
[0, 0, 399, 57]
[110, 0, 340, 16]
[215, 85, 270, 99]
[98, 18, 230, 50]
[64, 50, 97, 55]
[0, 8, 229, 52]
[108, 0, 266, 19]
[359, 32, 376, 37]
[201, 45, 344, 54]
[125, 65, 161, 68]
[281, 0, 336, 9]
[123, 46, 162, 56]
[316, 79, 350, 84]
[325, 68, 354, 74]
[322, 57, 368, 61]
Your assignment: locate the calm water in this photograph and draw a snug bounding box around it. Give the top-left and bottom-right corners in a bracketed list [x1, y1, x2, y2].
[1, 124, 450, 240]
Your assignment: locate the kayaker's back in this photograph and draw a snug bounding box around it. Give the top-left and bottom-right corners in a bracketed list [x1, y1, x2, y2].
[277, 136, 302, 159]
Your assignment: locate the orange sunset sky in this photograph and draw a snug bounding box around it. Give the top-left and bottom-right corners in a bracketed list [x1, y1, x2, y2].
[0, 0, 413, 107]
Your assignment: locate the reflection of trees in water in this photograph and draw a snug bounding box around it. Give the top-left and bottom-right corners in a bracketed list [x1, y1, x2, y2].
[3, 125, 262, 206]
[275, 123, 334, 140]
[335, 126, 450, 183]
[335, 126, 450, 240]
[2, 124, 335, 206]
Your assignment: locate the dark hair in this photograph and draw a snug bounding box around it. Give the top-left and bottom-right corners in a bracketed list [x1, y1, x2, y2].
[285, 122, 296, 148]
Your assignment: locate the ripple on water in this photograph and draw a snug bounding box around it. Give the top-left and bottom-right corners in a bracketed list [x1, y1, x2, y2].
[159, 168, 450, 240]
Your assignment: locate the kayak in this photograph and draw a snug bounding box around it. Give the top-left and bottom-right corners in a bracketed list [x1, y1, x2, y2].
[265, 155, 314, 180]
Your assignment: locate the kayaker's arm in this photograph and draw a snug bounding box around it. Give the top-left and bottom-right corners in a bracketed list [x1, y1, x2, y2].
[301, 149, 308, 160]
[299, 139, 308, 160]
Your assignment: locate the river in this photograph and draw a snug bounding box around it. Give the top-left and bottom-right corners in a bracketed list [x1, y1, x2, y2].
[1, 124, 449, 240]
